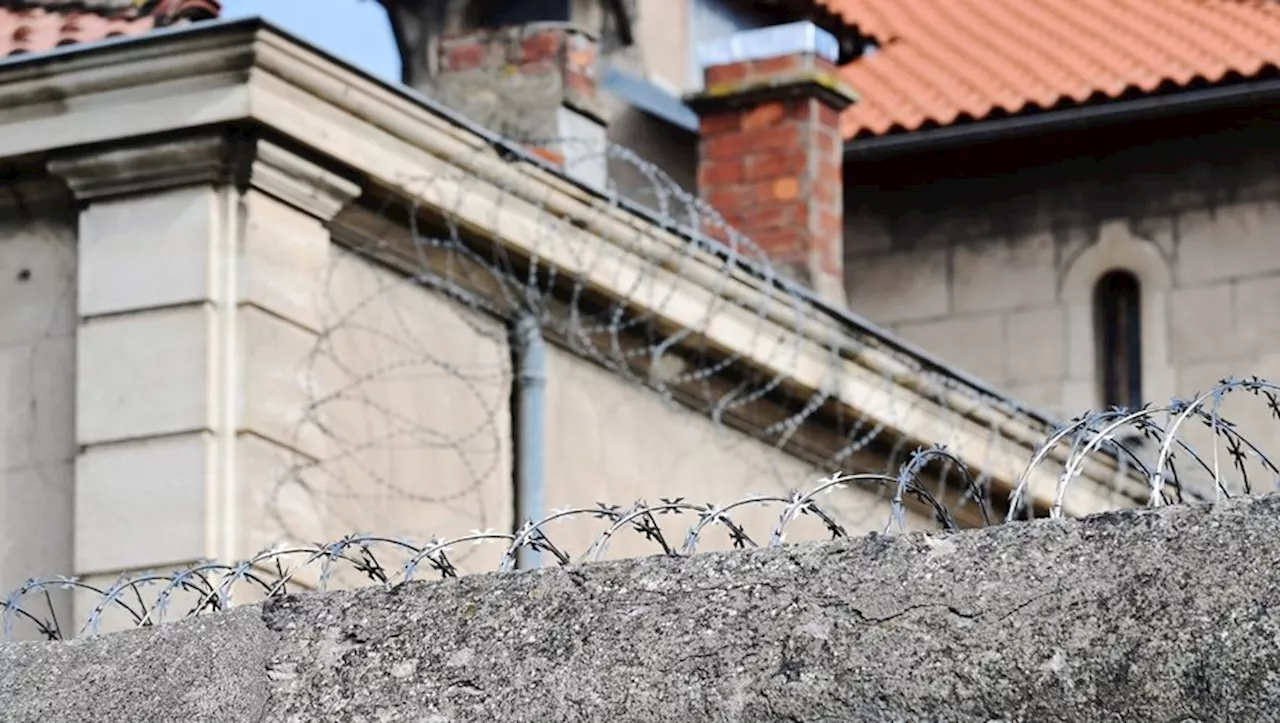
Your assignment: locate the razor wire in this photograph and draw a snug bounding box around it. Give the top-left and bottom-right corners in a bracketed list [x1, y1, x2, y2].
[8, 369, 1280, 643]
[1, 458, 984, 642]
[8, 133, 1280, 642]
[270, 135, 1037, 557]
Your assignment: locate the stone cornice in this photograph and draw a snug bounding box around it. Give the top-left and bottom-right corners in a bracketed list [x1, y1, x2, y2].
[47, 135, 232, 201]
[249, 141, 361, 221]
[45, 134, 359, 219]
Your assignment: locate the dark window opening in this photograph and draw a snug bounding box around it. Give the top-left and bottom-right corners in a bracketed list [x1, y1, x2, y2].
[1094, 269, 1143, 410]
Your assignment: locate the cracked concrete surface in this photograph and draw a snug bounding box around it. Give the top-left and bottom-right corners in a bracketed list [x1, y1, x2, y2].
[4, 494, 1280, 721]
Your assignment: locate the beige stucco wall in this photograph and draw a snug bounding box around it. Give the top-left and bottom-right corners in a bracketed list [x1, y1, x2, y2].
[277, 244, 515, 576]
[0, 210, 76, 621]
[543, 344, 908, 563]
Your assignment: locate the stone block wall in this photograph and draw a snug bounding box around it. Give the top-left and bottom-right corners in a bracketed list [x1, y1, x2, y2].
[843, 113, 1280, 424]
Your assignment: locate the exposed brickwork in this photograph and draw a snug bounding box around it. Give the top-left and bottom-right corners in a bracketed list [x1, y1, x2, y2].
[690, 53, 855, 303]
[435, 23, 600, 145]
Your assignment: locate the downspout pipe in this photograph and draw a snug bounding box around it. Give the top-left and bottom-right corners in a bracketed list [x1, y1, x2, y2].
[512, 314, 547, 570]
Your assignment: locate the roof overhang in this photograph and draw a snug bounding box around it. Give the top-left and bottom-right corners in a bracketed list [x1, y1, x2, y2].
[842, 78, 1280, 161]
[0, 16, 1141, 517]
[601, 65, 699, 132]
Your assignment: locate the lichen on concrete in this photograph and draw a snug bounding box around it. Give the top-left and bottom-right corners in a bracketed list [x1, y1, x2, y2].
[5, 494, 1280, 721]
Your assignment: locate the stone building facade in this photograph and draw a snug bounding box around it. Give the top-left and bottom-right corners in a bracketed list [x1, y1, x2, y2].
[0, 10, 1140, 639]
[6, 0, 1266, 636]
[843, 110, 1280, 423]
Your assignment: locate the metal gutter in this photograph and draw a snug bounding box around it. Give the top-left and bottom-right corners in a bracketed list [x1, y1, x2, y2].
[0, 16, 1057, 428]
[843, 76, 1280, 160]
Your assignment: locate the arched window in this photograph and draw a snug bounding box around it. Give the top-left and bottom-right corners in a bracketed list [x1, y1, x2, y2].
[1093, 270, 1143, 410]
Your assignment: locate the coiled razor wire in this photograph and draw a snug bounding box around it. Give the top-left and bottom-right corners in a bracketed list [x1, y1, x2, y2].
[10, 372, 1280, 643]
[275, 136, 1037, 552]
[9, 127, 1280, 640]
[5, 457, 975, 641]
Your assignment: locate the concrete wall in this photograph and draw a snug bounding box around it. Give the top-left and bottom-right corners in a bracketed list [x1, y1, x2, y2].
[0, 206, 77, 619]
[6, 493, 1280, 722]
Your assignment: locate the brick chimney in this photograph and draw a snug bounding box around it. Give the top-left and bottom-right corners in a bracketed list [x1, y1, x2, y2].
[686, 22, 857, 305]
[435, 21, 607, 187]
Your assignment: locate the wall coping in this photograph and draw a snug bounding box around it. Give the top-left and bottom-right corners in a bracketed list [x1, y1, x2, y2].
[3, 493, 1277, 720]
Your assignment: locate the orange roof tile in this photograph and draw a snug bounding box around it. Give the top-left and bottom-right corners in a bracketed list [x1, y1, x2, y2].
[816, 0, 1280, 139]
[0, 0, 220, 59]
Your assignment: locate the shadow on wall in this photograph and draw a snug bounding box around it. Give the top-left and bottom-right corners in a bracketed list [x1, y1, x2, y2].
[607, 106, 698, 207]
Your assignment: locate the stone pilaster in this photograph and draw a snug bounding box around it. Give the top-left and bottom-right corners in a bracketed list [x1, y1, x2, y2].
[47, 134, 360, 626]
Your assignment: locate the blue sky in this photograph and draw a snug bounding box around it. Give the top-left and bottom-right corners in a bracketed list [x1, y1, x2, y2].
[220, 0, 402, 82]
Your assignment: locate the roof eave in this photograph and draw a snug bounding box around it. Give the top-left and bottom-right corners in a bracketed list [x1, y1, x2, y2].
[843, 77, 1280, 161]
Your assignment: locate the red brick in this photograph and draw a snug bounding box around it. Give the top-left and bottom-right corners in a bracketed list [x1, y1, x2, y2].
[741, 124, 801, 154]
[740, 204, 801, 231]
[442, 41, 486, 72]
[817, 207, 842, 238]
[816, 159, 843, 183]
[700, 219, 731, 243]
[771, 177, 801, 200]
[753, 55, 800, 77]
[698, 160, 744, 187]
[797, 100, 840, 128]
[520, 30, 563, 63]
[702, 130, 756, 161]
[741, 102, 786, 131]
[699, 113, 742, 136]
[816, 235, 842, 274]
[752, 229, 804, 254]
[705, 61, 751, 86]
[815, 128, 840, 156]
[743, 150, 807, 182]
[707, 185, 754, 214]
[813, 177, 839, 208]
[693, 53, 848, 294]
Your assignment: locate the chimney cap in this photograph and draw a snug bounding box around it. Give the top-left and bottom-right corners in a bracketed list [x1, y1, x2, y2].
[696, 21, 839, 69]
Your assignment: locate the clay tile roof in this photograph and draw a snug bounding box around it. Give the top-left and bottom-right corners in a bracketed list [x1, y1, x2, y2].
[814, 0, 1280, 139]
[0, 0, 220, 59]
